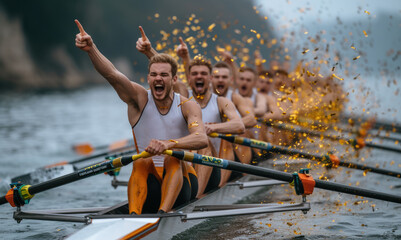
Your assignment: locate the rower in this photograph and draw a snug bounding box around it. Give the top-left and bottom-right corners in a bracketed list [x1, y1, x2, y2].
[75, 21, 208, 214]
[232, 66, 269, 161]
[211, 61, 257, 186]
[256, 70, 282, 144]
[176, 40, 245, 197]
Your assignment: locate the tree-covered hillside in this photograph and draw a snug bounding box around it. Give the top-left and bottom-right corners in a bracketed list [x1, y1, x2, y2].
[0, 0, 278, 91]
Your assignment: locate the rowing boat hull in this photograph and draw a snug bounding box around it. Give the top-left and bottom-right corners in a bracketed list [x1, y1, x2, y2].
[67, 173, 269, 240]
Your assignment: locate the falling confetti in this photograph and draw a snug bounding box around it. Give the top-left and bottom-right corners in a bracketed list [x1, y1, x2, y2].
[363, 30, 368, 37]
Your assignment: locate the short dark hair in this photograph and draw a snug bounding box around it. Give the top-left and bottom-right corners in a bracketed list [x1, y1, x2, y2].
[148, 53, 178, 76]
[213, 61, 232, 75]
[239, 66, 257, 76]
[274, 69, 288, 77]
[189, 56, 212, 74]
[258, 70, 273, 78]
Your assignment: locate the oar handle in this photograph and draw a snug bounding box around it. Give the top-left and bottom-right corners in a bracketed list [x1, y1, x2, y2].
[165, 150, 401, 204]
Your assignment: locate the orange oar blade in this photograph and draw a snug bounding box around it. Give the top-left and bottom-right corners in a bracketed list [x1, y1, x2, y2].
[44, 161, 69, 168]
[109, 139, 129, 151]
[73, 143, 94, 155]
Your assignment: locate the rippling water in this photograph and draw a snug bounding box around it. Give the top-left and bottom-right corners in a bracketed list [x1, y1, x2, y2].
[0, 85, 401, 239]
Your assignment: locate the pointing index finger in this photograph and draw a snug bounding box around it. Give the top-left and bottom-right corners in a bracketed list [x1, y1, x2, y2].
[139, 26, 147, 41]
[179, 37, 185, 45]
[74, 19, 86, 36]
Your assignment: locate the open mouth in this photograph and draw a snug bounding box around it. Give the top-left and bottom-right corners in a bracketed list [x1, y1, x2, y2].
[195, 81, 204, 89]
[241, 85, 247, 92]
[154, 84, 165, 94]
[216, 84, 225, 93]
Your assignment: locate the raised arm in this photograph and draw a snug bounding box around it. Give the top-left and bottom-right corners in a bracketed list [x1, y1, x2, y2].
[136, 26, 158, 59]
[254, 49, 265, 74]
[74, 19, 146, 105]
[218, 49, 238, 87]
[204, 97, 245, 135]
[232, 93, 257, 128]
[175, 37, 191, 80]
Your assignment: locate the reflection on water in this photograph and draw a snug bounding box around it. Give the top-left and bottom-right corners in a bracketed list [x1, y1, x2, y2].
[0, 86, 132, 239]
[0, 85, 401, 239]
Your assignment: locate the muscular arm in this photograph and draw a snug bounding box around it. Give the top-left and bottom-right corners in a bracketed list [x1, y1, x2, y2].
[170, 98, 208, 149]
[232, 93, 257, 128]
[263, 94, 283, 121]
[75, 20, 147, 107]
[176, 37, 191, 82]
[205, 97, 245, 135]
[253, 93, 268, 117]
[219, 50, 238, 87]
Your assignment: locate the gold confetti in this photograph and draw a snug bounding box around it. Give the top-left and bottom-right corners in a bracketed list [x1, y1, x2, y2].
[363, 30, 368, 37]
[353, 56, 360, 60]
[332, 73, 344, 80]
[178, 96, 193, 107]
[208, 23, 216, 32]
[189, 121, 199, 128]
[364, 10, 370, 15]
[169, 139, 178, 143]
[302, 49, 309, 54]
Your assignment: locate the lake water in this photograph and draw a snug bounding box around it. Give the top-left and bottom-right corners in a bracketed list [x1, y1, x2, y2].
[0, 84, 400, 239]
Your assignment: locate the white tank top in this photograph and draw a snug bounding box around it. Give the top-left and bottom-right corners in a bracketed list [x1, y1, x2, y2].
[132, 90, 189, 167]
[189, 90, 222, 155]
[225, 88, 241, 117]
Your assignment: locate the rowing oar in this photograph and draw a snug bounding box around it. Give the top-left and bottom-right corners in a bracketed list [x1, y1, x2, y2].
[340, 114, 401, 133]
[72, 139, 134, 155]
[11, 145, 135, 184]
[209, 133, 401, 178]
[3, 150, 399, 207]
[0, 151, 151, 207]
[297, 117, 401, 143]
[260, 120, 401, 154]
[163, 150, 401, 204]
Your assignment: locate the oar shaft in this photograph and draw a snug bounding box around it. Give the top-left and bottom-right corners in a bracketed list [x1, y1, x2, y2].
[314, 180, 401, 203]
[0, 152, 149, 206]
[365, 142, 401, 153]
[165, 150, 401, 204]
[339, 162, 401, 177]
[262, 121, 401, 153]
[263, 121, 345, 141]
[215, 133, 401, 178]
